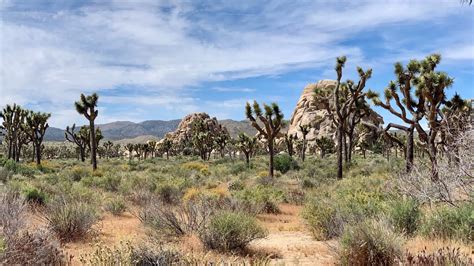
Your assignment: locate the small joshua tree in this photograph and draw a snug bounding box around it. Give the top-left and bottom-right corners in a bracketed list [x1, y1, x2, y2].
[75, 93, 99, 170]
[160, 138, 173, 160]
[25, 111, 51, 165]
[103, 141, 113, 159]
[65, 124, 88, 162]
[299, 124, 310, 161]
[315, 136, 335, 158]
[125, 143, 134, 161]
[245, 101, 284, 177]
[237, 133, 257, 167]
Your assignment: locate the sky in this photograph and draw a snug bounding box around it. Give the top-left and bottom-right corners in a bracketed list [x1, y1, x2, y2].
[1, 0, 473, 128]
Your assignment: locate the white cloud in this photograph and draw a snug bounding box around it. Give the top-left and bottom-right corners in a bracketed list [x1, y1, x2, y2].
[0, 0, 471, 127]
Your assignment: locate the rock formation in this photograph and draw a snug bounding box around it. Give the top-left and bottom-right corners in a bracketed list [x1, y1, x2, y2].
[287, 80, 383, 147]
[159, 112, 227, 146]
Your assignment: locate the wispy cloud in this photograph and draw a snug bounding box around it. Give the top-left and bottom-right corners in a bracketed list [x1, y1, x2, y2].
[0, 0, 472, 127]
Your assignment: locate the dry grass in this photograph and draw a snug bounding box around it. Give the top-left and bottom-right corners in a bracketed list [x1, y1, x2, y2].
[405, 236, 473, 257]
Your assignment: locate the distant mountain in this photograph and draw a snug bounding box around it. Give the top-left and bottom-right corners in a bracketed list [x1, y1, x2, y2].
[43, 119, 256, 142]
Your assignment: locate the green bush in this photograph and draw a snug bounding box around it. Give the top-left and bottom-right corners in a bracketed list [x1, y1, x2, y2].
[45, 199, 99, 242]
[339, 219, 404, 266]
[303, 198, 342, 240]
[199, 212, 267, 252]
[420, 203, 473, 242]
[274, 154, 299, 174]
[234, 186, 283, 214]
[303, 174, 389, 240]
[155, 184, 182, 205]
[24, 188, 47, 205]
[388, 198, 421, 235]
[104, 197, 127, 216]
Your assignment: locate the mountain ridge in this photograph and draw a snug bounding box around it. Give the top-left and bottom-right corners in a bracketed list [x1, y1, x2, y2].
[44, 119, 256, 142]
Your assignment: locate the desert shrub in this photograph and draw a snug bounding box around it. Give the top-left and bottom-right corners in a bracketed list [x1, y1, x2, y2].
[230, 162, 249, 175]
[301, 178, 315, 189]
[1, 230, 65, 265]
[131, 244, 182, 265]
[156, 183, 182, 205]
[0, 167, 11, 182]
[139, 199, 214, 236]
[420, 203, 473, 242]
[0, 189, 26, 240]
[339, 219, 404, 266]
[228, 180, 244, 191]
[404, 247, 473, 266]
[234, 186, 283, 214]
[199, 211, 267, 252]
[181, 162, 210, 176]
[387, 198, 421, 235]
[45, 199, 99, 242]
[303, 174, 389, 240]
[99, 174, 121, 192]
[104, 197, 127, 216]
[274, 154, 299, 174]
[69, 166, 91, 181]
[80, 242, 134, 265]
[285, 188, 306, 205]
[24, 188, 47, 205]
[303, 198, 342, 240]
[127, 188, 154, 206]
[2, 159, 17, 173]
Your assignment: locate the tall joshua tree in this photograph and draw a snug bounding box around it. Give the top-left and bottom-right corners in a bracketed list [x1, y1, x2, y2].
[103, 141, 113, 159]
[65, 124, 88, 162]
[75, 93, 99, 170]
[245, 101, 284, 177]
[366, 59, 425, 173]
[413, 54, 453, 180]
[319, 56, 372, 179]
[25, 111, 51, 165]
[299, 124, 310, 161]
[236, 132, 257, 167]
[1, 104, 29, 161]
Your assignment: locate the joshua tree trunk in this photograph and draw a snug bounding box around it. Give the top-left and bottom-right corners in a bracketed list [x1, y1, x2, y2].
[268, 138, 275, 178]
[336, 126, 343, 179]
[245, 152, 250, 167]
[35, 142, 41, 165]
[80, 148, 86, 162]
[428, 138, 439, 181]
[89, 121, 97, 170]
[406, 126, 414, 172]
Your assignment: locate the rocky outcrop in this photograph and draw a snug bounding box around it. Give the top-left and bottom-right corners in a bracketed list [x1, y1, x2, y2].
[160, 112, 226, 145]
[287, 80, 383, 146]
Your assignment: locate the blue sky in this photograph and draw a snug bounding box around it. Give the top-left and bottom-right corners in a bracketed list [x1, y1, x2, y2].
[1, 0, 473, 128]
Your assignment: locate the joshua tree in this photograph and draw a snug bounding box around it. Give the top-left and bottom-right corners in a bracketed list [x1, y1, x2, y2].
[191, 120, 215, 160]
[245, 100, 284, 177]
[147, 140, 157, 158]
[315, 136, 335, 158]
[1, 104, 29, 161]
[25, 111, 51, 165]
[65, 124, 88, 162]
[345, 98, 371, 163]
[125, 143, 134, 161]
[214, 125, 231, 158]
[75, 93, 99, 170]
[439, 94, 471, 163]
[367, 60, 426, 173]
[236, 132, 257, 167]
[299, 124, 310, 161]
[160, 138, 173, 160]
[318, 56, 372, 179]
[284, 133, 296, 157]
[414, 54, 454, 180]
[103, 141, 113, 159]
